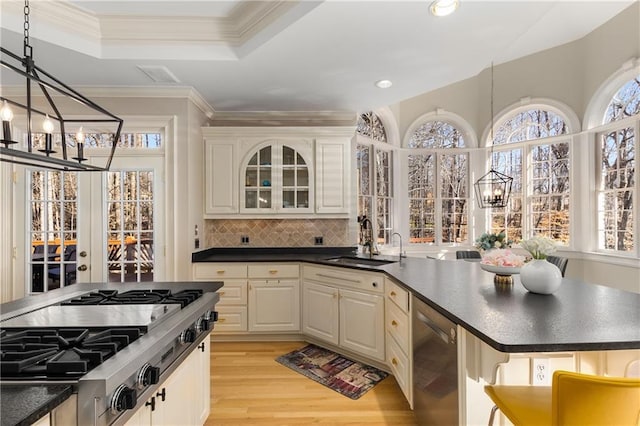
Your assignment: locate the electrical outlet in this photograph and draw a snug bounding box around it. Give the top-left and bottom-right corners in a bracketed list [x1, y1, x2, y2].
[241, 236, 249, 245]
[531, 358, 550, 386]
[314, 236, 324, 245]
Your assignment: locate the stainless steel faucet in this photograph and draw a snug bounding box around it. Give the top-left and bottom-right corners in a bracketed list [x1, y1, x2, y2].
[360, 218, 377, 258]
[392, 232, 406, 262]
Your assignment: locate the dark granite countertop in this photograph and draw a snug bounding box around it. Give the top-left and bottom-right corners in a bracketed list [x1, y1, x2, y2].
[0, 385, 72, 426]
[193, 247, 640, 353]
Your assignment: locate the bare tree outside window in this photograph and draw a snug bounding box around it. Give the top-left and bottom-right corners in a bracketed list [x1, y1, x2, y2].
[598, 76, 639, 252]
[489, 109, 569, 244]
[407, 120, 469, 244]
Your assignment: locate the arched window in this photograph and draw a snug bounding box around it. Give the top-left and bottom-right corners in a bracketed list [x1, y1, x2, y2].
[596, 75, 639, 253]
[489, 106, 572, 244]
[406, 118, 470, 245]
[356, 111, 393, 245]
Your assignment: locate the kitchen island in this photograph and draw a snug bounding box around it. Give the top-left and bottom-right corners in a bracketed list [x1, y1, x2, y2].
[193, 247, 640, 353]
[194, 247, 640, 425]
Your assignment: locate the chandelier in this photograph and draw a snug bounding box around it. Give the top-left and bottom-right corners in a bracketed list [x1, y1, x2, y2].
[0, 0, 123, 171]
[474, 62, 513, 208]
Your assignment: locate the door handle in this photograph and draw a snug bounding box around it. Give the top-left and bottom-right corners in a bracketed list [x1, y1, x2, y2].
[79, 251, 87, 257]
[77, 264, 88, 271]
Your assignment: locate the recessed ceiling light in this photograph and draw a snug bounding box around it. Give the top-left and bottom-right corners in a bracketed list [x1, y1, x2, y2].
[430, 0, 459, 17]
[375, 79, 393, 89]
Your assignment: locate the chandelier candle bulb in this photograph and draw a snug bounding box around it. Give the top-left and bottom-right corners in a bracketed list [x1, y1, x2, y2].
[0, 101, 13, 144]
[42, 115, 55, 153]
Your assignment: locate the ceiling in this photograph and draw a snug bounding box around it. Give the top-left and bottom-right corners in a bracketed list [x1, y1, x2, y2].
[0, 0, 636, 114]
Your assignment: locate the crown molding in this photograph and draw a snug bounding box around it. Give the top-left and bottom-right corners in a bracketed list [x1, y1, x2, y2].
[209, 111, 357, 127]
[1, 0, 313, 61]
[0, 86, 215, 118]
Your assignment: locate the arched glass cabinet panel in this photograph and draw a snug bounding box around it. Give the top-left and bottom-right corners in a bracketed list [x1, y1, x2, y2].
[244, 146, 272, 209]
[281, 146, 309, 209]
[242, 142, 311, 213]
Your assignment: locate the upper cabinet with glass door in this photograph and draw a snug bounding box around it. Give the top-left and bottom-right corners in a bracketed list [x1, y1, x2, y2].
[241, 142, 313, 214]
[202, 126, 352, 218]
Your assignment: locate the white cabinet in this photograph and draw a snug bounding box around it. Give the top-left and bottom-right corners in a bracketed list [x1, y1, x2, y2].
[339, 287, 385, 360]
[315, 138, 351, 214]
[203, 130, 239, 216]
[201, 126, 353, 218]
[302, 264, 385, 362]
[193, 263, 248, 333]
[125, 336, 211, 426]
[385, 278, 412, 406]
[248, 263, 300, 332]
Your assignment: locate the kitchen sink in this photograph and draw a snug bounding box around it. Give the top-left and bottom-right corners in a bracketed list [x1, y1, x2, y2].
[325, 256, 397, 266]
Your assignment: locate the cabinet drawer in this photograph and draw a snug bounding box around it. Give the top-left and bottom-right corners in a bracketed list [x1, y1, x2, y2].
[386, 298, 410, 351]
[248, 264, 299, 279]
[213, 306, 248, 332]
[303, 265, 383, 293]
[217, 279, 247, 306]
[386, 331, 411, 403]
[386, 279, 409, 313]
[193, 263, 247, 279]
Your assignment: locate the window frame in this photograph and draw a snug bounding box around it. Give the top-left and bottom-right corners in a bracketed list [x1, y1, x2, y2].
[403, 111, 476, 247]
[483, 101, 578, 246]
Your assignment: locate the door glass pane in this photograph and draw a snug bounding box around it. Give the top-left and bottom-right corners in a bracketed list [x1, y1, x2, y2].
[107, 169, 155, 282]
[28, 170, 78, 293]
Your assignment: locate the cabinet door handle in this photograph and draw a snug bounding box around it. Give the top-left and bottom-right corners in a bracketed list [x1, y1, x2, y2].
[391, 320, 398, 327]
[391, 358, 398, 366]
[156, 388, 166, 402]
[390, 291, 396, 297]
[316, 273, 360, 284]
[218, 318, 226, 323]
[219, 291, 225, 296]
[145, 396, 156, 411]
[269, 269, 278, 274]
[216, 270, 225, 274]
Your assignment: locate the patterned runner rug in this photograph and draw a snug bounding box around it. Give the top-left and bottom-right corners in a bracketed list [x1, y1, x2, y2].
[275, 343, 388, 400]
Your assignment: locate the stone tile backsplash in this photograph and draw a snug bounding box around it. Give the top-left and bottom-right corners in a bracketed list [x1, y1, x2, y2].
[204, 219, 352, 247]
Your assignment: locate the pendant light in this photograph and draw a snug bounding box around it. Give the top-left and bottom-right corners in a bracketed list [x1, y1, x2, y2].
[474, 62, 513, 208]
[0, 0, 123, 171]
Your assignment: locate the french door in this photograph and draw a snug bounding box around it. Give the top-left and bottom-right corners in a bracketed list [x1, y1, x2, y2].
[26, 154, 164, 293]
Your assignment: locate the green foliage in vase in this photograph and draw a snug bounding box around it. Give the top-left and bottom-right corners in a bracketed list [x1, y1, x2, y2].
[475, 232, 513, 251]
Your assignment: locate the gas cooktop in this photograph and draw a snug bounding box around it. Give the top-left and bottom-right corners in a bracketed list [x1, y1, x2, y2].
[0, 327, 144, 380]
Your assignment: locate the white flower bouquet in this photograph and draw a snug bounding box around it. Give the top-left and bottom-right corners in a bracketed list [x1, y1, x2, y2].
[520, 236, 557, 260]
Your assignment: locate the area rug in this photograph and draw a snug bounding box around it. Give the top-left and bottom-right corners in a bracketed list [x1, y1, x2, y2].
[276, 343, 388, 400]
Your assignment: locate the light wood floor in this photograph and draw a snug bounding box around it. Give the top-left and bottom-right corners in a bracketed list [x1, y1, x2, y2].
[205, 341, 417, 426]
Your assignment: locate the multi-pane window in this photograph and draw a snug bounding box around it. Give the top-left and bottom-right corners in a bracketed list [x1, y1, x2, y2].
[356, 112, 393, 246]
[407, 120, 469, 244]
[29, 171, 78, 292]
[106, 169, 155, 282]
[376, 149, 393, 244]
[489, 109, 570, 243]
[597, 76, 639, 252]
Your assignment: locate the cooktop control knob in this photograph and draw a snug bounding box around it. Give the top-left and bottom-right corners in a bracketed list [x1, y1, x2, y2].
[110, 384, 137, 414]
[178, 328, 196, 345]
[195, 316, 209, 333]
[136, 363, 160, 389]
[204, 310, 219, 323]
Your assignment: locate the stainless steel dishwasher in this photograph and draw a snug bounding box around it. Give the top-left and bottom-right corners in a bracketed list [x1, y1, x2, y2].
[412, 295, 458, 425]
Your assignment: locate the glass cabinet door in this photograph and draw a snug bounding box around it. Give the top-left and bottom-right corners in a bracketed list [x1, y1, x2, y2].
[282, 147, 309, 209]
[245, 146, 271, 209]
[243, 143, 309, 212]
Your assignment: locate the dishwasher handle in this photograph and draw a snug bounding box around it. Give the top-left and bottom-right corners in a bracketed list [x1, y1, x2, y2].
[416, 310, 456, 344]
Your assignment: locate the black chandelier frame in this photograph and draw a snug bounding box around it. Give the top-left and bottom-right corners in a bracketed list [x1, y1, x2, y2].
[0, 0, 123, 171]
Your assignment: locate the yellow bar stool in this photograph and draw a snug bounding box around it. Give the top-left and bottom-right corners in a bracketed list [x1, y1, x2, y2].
[484, 370, 640, 425]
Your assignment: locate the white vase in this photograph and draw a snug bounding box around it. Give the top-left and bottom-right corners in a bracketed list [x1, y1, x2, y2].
[520, 259, 562, 294]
